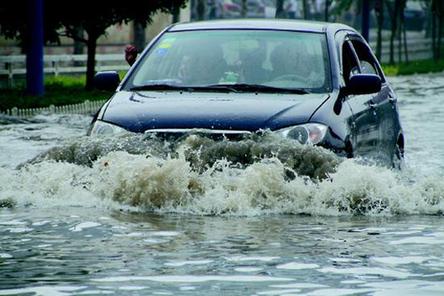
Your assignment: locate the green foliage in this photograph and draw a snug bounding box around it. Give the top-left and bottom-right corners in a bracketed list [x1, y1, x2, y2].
[0, 1, 60, 46]
[0, 1, 187, 88]
[0, 75, 112, 111]
[382, 58, 444, 76]
[0, 1, 187, 42]
[332, 0, 355, 16]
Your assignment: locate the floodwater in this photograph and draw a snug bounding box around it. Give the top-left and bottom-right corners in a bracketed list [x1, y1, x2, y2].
[1, 73, 444, 295]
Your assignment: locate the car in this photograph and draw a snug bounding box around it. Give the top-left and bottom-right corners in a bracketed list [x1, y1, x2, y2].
[220, 0, 241, 18]
[232, 0, 266, 18]
[90, 19, 404, 168]
[382, 2, 426, 32]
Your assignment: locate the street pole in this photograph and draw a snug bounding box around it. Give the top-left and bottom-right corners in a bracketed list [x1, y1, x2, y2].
[325, 0, 329, 22]
[26, 0, 44, 96]
[361, 0, 370, 41]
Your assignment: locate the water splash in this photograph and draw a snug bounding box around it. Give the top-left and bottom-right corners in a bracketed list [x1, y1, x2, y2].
[29, 133, 340, 179]
[3, 133, 443, 216]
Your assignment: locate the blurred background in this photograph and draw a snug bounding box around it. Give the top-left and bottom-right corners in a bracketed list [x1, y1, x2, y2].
[0, 0, 443, 109]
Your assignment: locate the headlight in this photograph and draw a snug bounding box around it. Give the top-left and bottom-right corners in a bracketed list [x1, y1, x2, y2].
[276, 123, 328, 145]
[89, 120, 130, 136]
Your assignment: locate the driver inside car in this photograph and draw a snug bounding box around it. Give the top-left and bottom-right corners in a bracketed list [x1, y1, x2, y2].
[269, 40, 317, 87]
[177, 41, 228, 85]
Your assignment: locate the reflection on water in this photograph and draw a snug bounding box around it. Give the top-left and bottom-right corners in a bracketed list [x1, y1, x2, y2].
[1, 73, 444, 295]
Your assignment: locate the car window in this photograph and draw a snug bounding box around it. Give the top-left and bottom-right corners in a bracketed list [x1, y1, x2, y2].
[350, 38, 385, 81]
[125, 30, 332, 93]
[341, 41, 360, 84]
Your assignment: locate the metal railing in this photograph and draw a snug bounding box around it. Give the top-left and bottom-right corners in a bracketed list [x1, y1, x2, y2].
[369, 37, 433, 63]
[0, 99, 107, 118]
[0, 54, 129, 86]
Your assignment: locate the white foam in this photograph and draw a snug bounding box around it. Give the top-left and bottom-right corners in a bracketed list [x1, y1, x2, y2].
[318, 267, 414, 279]
[329, 258, 361, 263]
[2, 142, 444, 217]
[276, 262, 320, 270]
[270, 283, 328, 289]
[93, 275, 293, 283]
[0, 285, 85, 296]
[362, 279, 444, 296]
[76, 290, 114, 295]
[0, 220, 26, 225]
[225, 256, 280, 262]
[257, 288, 301, 295]
[32, 220, 51, 226]
[7, 227, 33, 233]
[150, 231, 181, 237]
[304, 288, 375, 296]
[164, 260, 213, 267]
[371, 256, 431, 265]
[390, 237, 444, 245]
[69, 222, 101, 232]
[179, 286, 197, 291]
[234, 267, 263, 272]
[118, 286, 147, 291]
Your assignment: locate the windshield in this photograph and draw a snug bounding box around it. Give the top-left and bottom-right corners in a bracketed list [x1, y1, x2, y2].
[125, 30, 332, 93]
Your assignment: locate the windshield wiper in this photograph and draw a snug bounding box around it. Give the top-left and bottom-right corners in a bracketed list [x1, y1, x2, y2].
[130, 83, 241, 92]
[130, 83, 309, 94]
[204, 83, 310, 94]
[130, 84, 194, 91]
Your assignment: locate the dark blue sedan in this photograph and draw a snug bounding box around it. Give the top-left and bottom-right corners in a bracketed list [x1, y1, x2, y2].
[90, 19, 404, 168]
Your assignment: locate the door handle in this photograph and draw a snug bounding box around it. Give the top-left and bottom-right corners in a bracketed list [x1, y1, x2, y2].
[367, 101, 378, 116]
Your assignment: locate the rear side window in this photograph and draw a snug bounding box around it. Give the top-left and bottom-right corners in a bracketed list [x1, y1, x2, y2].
[341, 41, 360, 84]
[350, 39, 385, 82]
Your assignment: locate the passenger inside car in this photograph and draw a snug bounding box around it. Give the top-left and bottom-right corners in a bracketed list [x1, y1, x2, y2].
[177, 41, 228, 85]
[238, 39, 271, 83]
[269, 39, 317, 87]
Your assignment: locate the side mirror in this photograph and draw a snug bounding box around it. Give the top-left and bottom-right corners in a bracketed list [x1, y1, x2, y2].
[94, 71, 120, 91]
[345, 74, 381, 95]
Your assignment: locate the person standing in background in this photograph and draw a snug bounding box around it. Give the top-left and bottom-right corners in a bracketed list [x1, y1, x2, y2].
[125, 45, 138, 66]
[286, 0, 299, 19]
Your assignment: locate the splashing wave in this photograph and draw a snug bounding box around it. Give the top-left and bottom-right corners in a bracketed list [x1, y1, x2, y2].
[2, 133, 443, 216]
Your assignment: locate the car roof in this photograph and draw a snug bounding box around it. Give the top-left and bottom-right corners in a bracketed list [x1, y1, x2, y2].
[169, 19, 355, 34]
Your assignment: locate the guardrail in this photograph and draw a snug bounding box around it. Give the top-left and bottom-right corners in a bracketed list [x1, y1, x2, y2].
[0, 99, 107, 118]
[369, 37, 433, 63]
[0, 54, 129, 86]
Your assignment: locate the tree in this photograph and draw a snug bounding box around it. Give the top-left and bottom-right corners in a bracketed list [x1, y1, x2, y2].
[196, 0, 206, 20]
[0, 1, 187, 90]
[432, 0, 444, 60]
[0, 1, 60, 52]
[385, 0, 407, 64]
[332, 0, 354, 24]
[241, 0, 247, 18]
[52, 1, 187, 89]
[385, 0, 400, 64]
[275, 0, 286, 18]
[302, 0, 309, 19]
[325, 0, 330, 21]
[375, 0, 384, 61]
[133, 21, 146, 53]
[0, 0, 59, 95]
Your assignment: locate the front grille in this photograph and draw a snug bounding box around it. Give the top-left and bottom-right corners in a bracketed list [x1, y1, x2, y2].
[144, 129, 252, 142]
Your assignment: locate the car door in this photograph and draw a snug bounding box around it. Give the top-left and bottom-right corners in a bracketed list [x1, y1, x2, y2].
[349, 36, 399, 164]
[339, 37, 380, 161]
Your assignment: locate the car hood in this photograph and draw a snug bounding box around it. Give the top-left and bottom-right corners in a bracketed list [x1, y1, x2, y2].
[101, 91, 329, 133]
